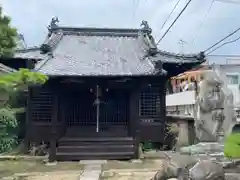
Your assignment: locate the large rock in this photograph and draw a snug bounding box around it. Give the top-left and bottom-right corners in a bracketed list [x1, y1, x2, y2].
[188, 160, 225, 180]
[180, 142, 224, 156]
[151, 153, 226, 180]
[150, 153, 197, 180]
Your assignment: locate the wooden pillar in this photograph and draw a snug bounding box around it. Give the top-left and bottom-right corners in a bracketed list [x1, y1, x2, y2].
[24, 88, 31, 154]
[161, 78, 167, 118]
[49, 92, 58, 162]
[162, 78, 167, 144]
[129, 79, 142, 159]
[130, 90, 140, 159]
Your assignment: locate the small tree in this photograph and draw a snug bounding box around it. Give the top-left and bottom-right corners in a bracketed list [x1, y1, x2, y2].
[0, 6, 17, 57]
[0, 69, 48, 152]
[0, 6, 48, 153]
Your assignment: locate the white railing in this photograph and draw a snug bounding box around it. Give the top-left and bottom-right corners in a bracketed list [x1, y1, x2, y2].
[166, 91, 196, 106]
[166, 90, 196, 117]
[166, 87, 240, 121]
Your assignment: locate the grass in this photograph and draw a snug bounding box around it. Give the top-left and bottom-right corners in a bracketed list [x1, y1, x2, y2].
[0, 160, 84, 178]
[224, 133, 240, 158]
[0, 143, 25, 156]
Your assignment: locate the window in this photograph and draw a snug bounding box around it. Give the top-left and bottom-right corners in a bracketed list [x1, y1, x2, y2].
[227, 75, 238, 85]
[139, 84, 161, 117]
[31, 87, 53, 122]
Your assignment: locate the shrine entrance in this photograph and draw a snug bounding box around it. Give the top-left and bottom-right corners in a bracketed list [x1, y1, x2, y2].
[64, 83, 130, 137]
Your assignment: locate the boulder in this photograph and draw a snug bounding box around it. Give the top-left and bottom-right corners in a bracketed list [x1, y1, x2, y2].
[151, 155, 226, 180]
[188, 160, 225, 180]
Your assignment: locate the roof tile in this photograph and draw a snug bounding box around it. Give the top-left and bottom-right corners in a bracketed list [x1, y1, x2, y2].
[35, 30, 160, 76]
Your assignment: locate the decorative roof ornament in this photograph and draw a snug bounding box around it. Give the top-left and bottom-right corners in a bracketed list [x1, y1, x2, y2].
[140, 20, 157, 56]
[140, 20, 152, 34]
[196, 51, 205, 60]
[48, 17, 59, 31]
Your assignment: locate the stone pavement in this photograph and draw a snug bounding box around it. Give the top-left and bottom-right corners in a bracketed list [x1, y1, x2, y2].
[1, 159, 164, 180]
[22, 171, 81, 180]
[80, 160, 105, 180]
[2, 148, 239, 180]
[2, 171, 82, 180]
[101, 169, 158, 180]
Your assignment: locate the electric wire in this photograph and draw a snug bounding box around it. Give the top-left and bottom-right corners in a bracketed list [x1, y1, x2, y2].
[191, 0, 215, 45]
[204, 26, 240, 53]
[156, 0, 193, 45]
[206, 35, 240, 55]
[160, 0, 182, 30]
[133, 0, 140, 24]
[207, 54, 240, 57]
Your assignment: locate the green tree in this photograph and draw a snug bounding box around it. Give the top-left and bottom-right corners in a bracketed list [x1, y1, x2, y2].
[0, 6, 17, 57]
[0, 69, 48, 153]
[0, 7, 48, 152]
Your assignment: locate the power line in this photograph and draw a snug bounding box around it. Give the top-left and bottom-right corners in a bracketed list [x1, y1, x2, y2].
[207, 54, 240, 57]
[133, 0, 140, 22]
[204, 26, 240, 53]
[206, 36, 240, 55]
[160, 0, 182, 30]
[156, 0, 193, 45]
[191, 0, 215, 45]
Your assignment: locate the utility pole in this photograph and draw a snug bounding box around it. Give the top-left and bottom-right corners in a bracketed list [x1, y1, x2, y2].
[178, 39, 187, 53]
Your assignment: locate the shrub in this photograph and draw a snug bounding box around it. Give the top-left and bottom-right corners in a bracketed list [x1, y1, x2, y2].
[0, 69, 48, 153]
[224, 133, 240, 158]
[0, 107, 18, 152]
[163, 123, 179, 150]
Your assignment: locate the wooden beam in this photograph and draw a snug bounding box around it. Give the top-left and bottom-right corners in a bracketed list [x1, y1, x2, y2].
[24, 88, 31, 154]
[49, 91, 58, 162]
[129, 83, 142, 159]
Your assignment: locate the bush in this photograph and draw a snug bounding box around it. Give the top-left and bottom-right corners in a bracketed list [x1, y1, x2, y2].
[224, 133, 240, 158]
[163, 123, 179, 150]
[0, 107, 18, 153]
[141, 142, 154, 152]
[0, 69, 48, 153]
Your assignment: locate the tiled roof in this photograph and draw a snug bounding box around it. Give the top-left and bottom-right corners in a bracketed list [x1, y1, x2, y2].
[18, 20, 205, 76]
[155, 50, 205, 64]
[14, 47, 47, 60]
[35, 27, 167, 76]
[0, 63, 16, 73]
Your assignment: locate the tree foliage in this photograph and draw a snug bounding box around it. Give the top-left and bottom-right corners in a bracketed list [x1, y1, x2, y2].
[0, 6, 48, 153]
[0, 69, 48, 152]
[0, 68, 48, 93]
[0, 6, 17, 57]
[224, 133, 240, 158]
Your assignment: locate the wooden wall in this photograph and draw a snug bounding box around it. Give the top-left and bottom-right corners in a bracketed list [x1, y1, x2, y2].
[26, 76, 167, 144]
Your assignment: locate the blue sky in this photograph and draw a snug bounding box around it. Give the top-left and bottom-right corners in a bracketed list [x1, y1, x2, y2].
[1, 0, 240, 58]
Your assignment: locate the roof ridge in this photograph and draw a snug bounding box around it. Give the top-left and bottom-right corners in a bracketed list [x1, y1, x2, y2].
[46, 18, 152, 37]
[16, 47, 40, 53]
[51, 26, 142, 33]
[39, 21, 155, 55]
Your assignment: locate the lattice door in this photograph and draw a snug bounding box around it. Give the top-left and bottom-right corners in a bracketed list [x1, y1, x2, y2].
[100, 88, 129, 128]
[67, 87, 96, 126]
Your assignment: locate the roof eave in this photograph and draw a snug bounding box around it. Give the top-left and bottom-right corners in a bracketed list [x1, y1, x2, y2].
[0, 63, 17, 73]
